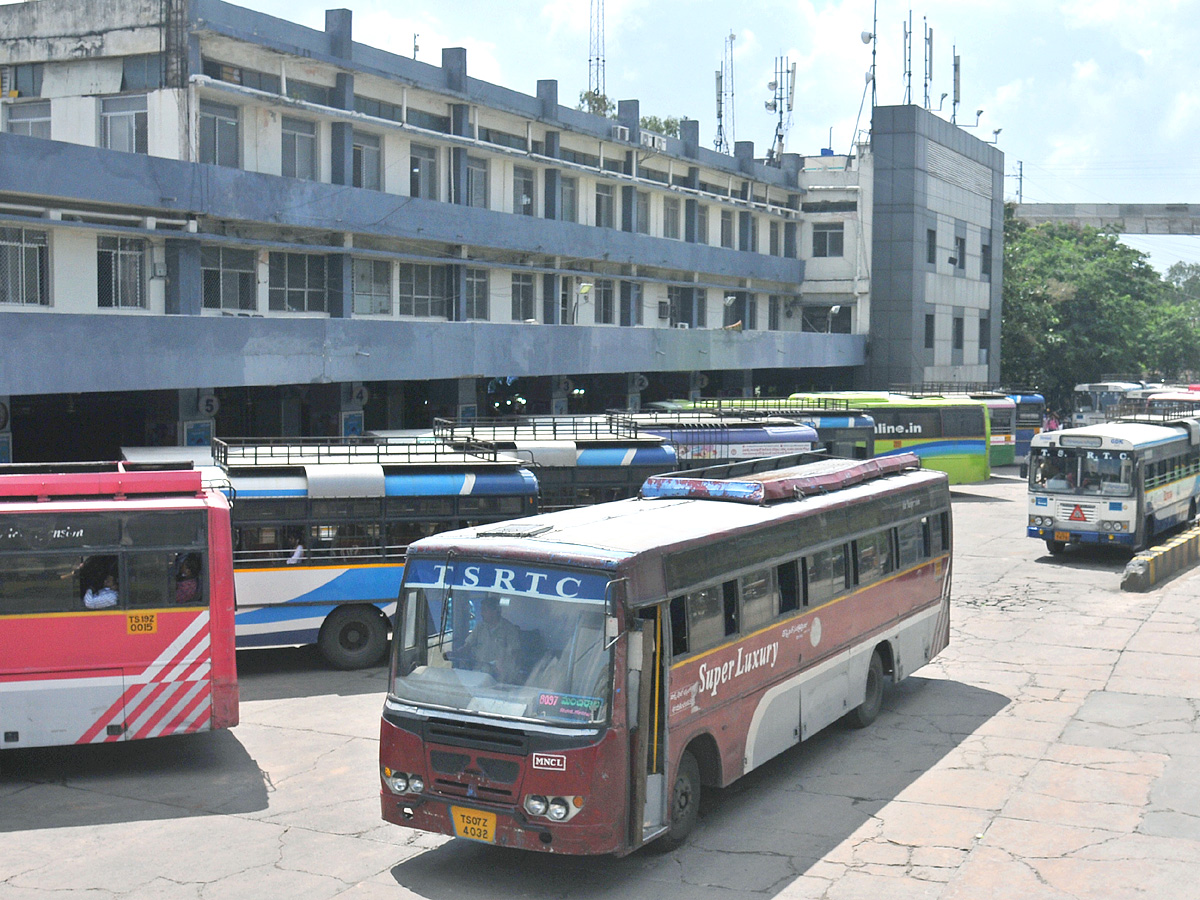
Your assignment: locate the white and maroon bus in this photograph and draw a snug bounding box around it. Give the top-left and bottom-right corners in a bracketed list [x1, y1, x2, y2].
[0, 462, 238, 748]
[379, 452, 952, 855]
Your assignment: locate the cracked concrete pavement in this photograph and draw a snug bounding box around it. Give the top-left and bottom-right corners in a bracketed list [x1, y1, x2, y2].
[3, 470, 1200, 898]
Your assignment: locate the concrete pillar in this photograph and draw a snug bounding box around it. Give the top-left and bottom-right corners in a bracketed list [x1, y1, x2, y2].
[165, 239, 202, 315]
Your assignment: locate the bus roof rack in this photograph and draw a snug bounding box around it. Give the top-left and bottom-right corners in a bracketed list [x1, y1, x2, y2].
[640, 452, 922, 505]
[0, 461, 203, 500]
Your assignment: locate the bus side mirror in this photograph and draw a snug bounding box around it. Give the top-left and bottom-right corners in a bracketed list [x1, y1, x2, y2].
[606, 615, 619, 642]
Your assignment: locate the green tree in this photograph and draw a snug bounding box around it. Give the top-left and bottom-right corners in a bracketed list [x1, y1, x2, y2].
[999, 203, 1194, 410]
[640, 115, 682, 138]
[578, 90, 614, 117]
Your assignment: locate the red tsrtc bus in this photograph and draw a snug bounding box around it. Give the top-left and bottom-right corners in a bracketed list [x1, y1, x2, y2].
[380, 452, 952, 855]
[0, 462, 238, 748]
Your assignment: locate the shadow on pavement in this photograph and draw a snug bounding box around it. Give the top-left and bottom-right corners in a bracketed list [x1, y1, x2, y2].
[389, 675, 1009, 897]
[0, 728, 268, 832]
[236, 645, 389, 702]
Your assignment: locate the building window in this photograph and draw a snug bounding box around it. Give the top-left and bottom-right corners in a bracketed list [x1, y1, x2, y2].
[464, 268, 489, 319]
[353, 132, 381, 191]
[121, 54, 162, 92]
[512, 273, 535, 321]
[981, 234, 993, 278]
[101, 95, 147, 154]
[696, 288, 707, 328]
[748, 215, 759, 253]
[201, 247, 256, 311]
[697, 205, 709, 244]
[769, 221, 781, 256]
[636, 191, 650, 234]
[560, 175, 578, 222]
[201, 59, 280, 93]
[6, 101, 50, 139]
[398, 263, 446, 317]
[979, 317, 991, 352]
[466, 156, 488, 208]
[926, 228, 937, 265]
[664, 197, 681, 240]
[954, 235, 967, 270]
[953, 315, 964, 350]
[593, 279, 614, 324]
[97, 237, 145, 309]
[199, 101, 239, 168]
[812, 222, 844, 257]
[720, 210, 734, 248]
[0, 227, 49, 306]
[352, 258, 391, 315]
[745, 294, 758, 330]
[410, 144, 438, 199]
[768, 295, 782, 331]
[626, 281, 644, 326]
[925, 313, 935, 349]
[595, 183, 615, 228]
[269, 252, 326, 312]
[282, 117, 317, 181]
[514, 166, 535, 216]
[6, 63, 43, 97]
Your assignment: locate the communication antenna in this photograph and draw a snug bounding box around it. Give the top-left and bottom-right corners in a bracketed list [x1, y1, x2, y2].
[902, 10, 912, 105]
[764, 56, 796, 166]
[923, 19, 933, 109]
[588, 0, 605, 100]
[951, 47, 961, 124]
[714, 31, 736, 153]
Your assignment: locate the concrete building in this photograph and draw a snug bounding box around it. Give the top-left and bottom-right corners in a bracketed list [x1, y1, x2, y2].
[0, 0, 1002, 462]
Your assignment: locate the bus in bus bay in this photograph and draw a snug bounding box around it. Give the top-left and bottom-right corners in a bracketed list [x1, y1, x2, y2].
[0, 462, 238, 749]
[789, 391, 991, 484]
[380, 452, 952, 855]
[1009, 390, 1046, 465]
[1027, 414, 1200, 553]
[429, 417, 677, 513]
[208, 438, 539, 669]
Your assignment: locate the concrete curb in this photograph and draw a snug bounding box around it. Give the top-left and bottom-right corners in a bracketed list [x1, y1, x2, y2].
[1122, 525, 1200, 591]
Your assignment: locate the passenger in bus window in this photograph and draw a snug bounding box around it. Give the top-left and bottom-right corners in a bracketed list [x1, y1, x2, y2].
[84, 572, 119, 609]
[175, 555, 201, 604]
[287, 539, 305, 565]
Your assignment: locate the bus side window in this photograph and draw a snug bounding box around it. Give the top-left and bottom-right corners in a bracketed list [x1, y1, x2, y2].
[686, 585, 724, 653]
[126, 553, 173, 607]
[668, 595, 688, 657]
[777, 560, 801, 614]
[722, 580, 738, 636]
[739, 568, 775, 632]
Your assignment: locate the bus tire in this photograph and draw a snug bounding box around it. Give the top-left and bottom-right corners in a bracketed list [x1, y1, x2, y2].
[849, 650, 884, 728]
[660, 749, 701, 851]
[1046, 539, 1066, 555]
[318, 605, 388, 670]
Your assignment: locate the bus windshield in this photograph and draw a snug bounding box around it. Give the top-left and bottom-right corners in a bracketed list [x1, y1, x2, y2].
[391, 558, 612, 726]
[1029, 448, 1134, 496]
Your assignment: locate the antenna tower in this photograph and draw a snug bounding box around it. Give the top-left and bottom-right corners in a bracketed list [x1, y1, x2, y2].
[951, 46, 961, 124]
[764, 56, 796, 166]
[902, 10, 913, 105]
[588, 0, 605, 100]
[923, 18, 933, 108]
[714, 31, 735, 154]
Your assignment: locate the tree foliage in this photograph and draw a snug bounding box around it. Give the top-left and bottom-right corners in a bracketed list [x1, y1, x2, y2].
[577, 90, 614, 117]
[639, 115, 681, 138]
[1000, 204, 1200, 411]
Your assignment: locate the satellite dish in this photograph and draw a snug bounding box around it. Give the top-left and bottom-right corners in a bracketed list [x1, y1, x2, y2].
[861, 30, 873, 44]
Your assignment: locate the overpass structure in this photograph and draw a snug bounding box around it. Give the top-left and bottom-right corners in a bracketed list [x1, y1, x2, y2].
[1016, 203, 1200, 235]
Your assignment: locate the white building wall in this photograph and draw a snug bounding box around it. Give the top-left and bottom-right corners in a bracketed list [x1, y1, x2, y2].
[50, 229, 95, 312]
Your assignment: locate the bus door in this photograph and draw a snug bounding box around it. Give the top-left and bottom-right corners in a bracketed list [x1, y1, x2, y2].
[627, 605, 669, 848]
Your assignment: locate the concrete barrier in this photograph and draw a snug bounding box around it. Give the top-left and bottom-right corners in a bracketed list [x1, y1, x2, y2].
[1122, 524, 1200, 591]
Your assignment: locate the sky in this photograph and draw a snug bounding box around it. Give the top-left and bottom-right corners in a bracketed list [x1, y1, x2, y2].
[234, 0, 1200, 274]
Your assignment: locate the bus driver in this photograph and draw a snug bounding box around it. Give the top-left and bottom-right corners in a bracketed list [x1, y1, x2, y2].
[448, 597, 520, 682]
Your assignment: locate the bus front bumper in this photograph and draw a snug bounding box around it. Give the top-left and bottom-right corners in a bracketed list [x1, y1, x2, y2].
[1027, 526, 1135, 546]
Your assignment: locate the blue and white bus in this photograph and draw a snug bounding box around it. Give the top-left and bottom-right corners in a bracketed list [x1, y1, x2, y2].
[213, 437, 539, 669]
[623, 411, 820, 467]
[1008, 391, 1045, 465]
[1027, 414, 1200, 554]
[430, 417, 677, 512]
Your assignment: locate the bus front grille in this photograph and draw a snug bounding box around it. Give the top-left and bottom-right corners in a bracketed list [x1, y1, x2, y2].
[424, 719, 529, 755]
[1055, 501, 1098, 523]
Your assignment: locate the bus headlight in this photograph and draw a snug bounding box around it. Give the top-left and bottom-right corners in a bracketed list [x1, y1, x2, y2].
[547, 798, 570, 821]
[525, 795, 548, 817]
[1101, 521, 1112, 531]
[382, 767, 408, 793]
[409, 775, 425, 794]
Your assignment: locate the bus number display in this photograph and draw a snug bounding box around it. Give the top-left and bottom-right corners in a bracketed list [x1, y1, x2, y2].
[126, 613, 158, 634]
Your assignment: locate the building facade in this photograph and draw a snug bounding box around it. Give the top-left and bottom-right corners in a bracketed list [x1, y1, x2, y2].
[0, 0, 1000, 462]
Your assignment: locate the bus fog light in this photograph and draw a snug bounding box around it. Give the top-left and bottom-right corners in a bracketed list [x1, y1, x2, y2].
[525, 795, 548, 817]
[548, 798, 570, 821]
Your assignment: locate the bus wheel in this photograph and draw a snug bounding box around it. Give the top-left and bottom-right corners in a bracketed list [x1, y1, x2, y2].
[319, 606, 388, 670]
[849, 650, 884, 728]
[1046, 539, 1066, 555]
[661, 750, 701, 850]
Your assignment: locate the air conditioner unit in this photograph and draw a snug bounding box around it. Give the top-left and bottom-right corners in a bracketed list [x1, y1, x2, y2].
[611, 124, 630, 142]
[657, 301, 670, 319]
[674, 322, 690, 329]
[640, 132, 666, 152]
